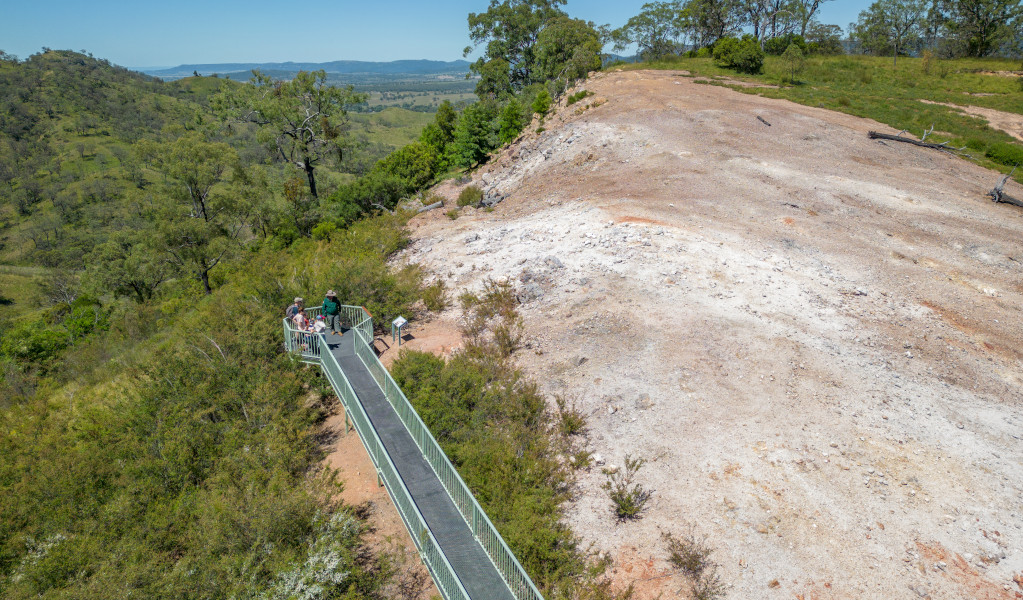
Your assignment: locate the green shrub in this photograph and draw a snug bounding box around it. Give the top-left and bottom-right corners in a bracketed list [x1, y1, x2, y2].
[780, 43, 807, 83]
[374, 141, 439, 190]
[328, 170, 410, 213]
[446, 208, 460, 220]
[602, 454, 652, 520]
[555, 395, 586, 436]
[459, 279, 522, 358]
[422, 280, 447, 312]
[457, 185, 484, 207]
[986, 142, 1023, 166]
[498, 98, 526, 145]
[764, 33, 807, 56]
[566, 90, 593, 105]
[965, 137, 987, 151]
[0, 318, 68, 365]
[311, 221, 337, 240]
[532, 88, 552, 116]
[712, 35, 764, 74]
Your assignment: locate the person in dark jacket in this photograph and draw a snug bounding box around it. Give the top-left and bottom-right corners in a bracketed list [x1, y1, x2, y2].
[322, 290, 342, 335]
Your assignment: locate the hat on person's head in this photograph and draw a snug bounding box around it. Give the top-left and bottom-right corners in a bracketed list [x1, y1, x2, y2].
[326, 290, 337, 297]
[316, 315, 324, 320]
[294, 297, 303, 303]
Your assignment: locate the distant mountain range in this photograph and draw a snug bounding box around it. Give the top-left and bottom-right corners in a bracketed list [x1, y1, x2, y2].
[142, 59, 472, 81]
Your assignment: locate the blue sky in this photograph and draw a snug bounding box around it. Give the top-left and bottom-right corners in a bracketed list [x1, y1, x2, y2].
[1, 1, 873, 68]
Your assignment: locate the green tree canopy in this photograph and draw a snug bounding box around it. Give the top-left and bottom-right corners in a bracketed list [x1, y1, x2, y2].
[932, 0, 1023, 57]
[214, 70, 366, 198]
[851, 0, 927, 64]
[611, 1, 692, 60]
[449, 100, 500, 169]
[375, 141, 439, 190]
[86, 232, 168, 303]
[498, 98, 526, 144]
[466, 0, 603, 97]
[686, 0, 746, 46]
[535, 16, 604, 88]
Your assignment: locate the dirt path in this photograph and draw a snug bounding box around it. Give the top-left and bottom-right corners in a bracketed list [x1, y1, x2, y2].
[399, 70, 1023, 600]
[919, 99, 1023, 142]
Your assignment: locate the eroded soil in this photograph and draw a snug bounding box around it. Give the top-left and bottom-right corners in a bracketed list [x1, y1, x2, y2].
[397, 70, 1023, 599]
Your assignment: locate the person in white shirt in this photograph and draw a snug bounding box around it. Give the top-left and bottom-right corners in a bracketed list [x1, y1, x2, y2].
[292, 309, 309, 330]
[312, 315, 327, 333]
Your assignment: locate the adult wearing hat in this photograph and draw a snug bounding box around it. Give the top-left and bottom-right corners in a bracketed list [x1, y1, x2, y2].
[285, 297, 303, 320]
[322, 290, 342, 335]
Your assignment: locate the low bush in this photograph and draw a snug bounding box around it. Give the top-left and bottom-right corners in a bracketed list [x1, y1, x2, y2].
[713, 35, 764, 74]
[566, 90, 593, 105]
[555, 395, 586, 436]
[986, 142, 1023, 166]
[457, 185, 484, 207]
[311, 220, 337, 240]
[422, 280, 447, 312]
[602, 454, 652, 520]
[664, 529, 725, 600]
[965, 137, 987, 151]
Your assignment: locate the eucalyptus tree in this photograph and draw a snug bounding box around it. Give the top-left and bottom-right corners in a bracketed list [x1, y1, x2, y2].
[139, 133, 240, 295]
[791, 0, 834, 36]
[611, 1, 692, 59]
[932, 0, 1023, 57]
[851, 0, 927, 65]
[685, 0, 747, 46]
[215, 70, 366, 198]
[465, 0, 599, 97]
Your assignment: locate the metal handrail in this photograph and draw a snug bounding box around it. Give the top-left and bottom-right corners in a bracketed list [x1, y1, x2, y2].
[281, 306, 544, 600]
[347, 326, 544, 600]
[316, 340, 471, 600]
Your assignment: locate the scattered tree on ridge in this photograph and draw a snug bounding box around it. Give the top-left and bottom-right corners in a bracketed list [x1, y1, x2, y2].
[215, 70, 366, 199]
[465, 0, 599, 97]
[851, 0, 927, 65]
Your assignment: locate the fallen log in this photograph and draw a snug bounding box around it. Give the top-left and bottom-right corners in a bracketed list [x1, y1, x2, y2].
[417, 200, 443, 213]
[868, 130, 960, 151]
[479, 194, 505, 208]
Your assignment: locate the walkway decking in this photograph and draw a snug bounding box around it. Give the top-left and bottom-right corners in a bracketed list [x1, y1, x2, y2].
[324, 331, 516, 600]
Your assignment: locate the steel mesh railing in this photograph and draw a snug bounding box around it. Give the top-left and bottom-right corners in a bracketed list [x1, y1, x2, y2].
[281, 305, 543, 600]
[317, 342, 470, 600]
[347, 325, 544, 600]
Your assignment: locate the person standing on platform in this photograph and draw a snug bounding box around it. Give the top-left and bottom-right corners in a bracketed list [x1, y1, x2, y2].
[322, 290, 342, 335]
[286, 297, 303, 320]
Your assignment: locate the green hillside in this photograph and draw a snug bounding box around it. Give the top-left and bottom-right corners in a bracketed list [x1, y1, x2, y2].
[0, 49, 437, 599]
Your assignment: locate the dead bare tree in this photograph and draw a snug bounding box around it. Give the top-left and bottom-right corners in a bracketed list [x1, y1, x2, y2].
[988, 168, 1023, 207]
[868, 128, 967, 153]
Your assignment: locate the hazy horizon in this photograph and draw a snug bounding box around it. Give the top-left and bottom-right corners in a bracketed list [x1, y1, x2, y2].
[2, 0, 872, 69]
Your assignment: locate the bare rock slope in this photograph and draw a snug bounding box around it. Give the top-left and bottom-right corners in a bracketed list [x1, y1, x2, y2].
[398, 70, 1023, 599]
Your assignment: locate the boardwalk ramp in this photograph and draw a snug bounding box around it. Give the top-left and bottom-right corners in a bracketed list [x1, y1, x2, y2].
[283, 305, 543, 600]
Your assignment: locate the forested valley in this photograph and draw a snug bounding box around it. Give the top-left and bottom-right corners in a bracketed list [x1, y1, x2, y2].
[0, 5, 608, 595]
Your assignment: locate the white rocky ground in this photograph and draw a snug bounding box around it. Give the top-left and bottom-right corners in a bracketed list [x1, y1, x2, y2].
[394, 70, 1023, 599]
